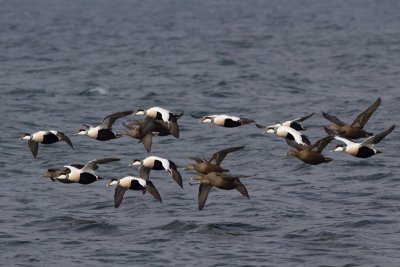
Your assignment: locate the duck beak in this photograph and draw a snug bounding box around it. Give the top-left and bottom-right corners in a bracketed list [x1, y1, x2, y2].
[264, 128, 274, 134]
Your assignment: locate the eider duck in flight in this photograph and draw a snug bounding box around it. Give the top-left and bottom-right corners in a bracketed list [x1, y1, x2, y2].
[130, 156, 183, 188]
[266, 112, 314, 131]
[121, 112, 183, 153]
[107, 176, 162, 208]
[325, 125, 395, 158]
[19, 130, 73, 157]
[322, 97, 381, 139]
[265, 125, 311, 150]
[56, 158, 120, 184]
[186, 146, 245, 174]
[191, 172, 251, 211]
[286, 135, 333, 165]
[134, 107, 180, 138]
[191, 114, 265, 128]
[75, 111, 133, 141]
[42, 158, 119, 183]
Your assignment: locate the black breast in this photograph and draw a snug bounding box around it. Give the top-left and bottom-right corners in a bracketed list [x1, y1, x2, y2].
[78, 173, 98, 184]
[356, 147, 375, 158]
[223, 119, 242, 128]
[42, 133, 60, 144]
[153, 160, 164, 170]
[129, 179, 145, 190]
[96, 129, 117, 141]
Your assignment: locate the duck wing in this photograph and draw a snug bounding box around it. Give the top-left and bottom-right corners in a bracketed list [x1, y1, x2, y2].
[324, 127, 356, 146]
[285, 139, 305, 152]
[322, 112, 347, 127]
[190, 157, 207, 164]
[235, 181, 250, 199]
[293, 112, 315, 122]
[208, 146, 245, 165]
[157, 119, 179, 138]
[114, 185, 128, 208]
[123, 123, 137, 130]
[198, 183, 213, 211]
[284, 126, 312, 149]
[140, 134, 153, 153]
[309, 135, 334, 152]
[57, 132, 73, 149]
[145, 180, 162, 203]
[138, 165, 151, 180]
[361, 125, 395, 147]
[101, 111, 133, 130]
[28, 140, 39, 157]
[191, 114, 205, 119]
[167, 168, 183, 188]
[140, 116, 157, 138]
[351, 97, 381, 128]
[81, 158, 120, 174]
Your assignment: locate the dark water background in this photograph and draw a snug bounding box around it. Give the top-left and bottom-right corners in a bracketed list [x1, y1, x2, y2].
[1, 0, 400, 266]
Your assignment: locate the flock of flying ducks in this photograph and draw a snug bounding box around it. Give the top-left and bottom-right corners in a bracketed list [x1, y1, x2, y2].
[18, 98, 395, 210]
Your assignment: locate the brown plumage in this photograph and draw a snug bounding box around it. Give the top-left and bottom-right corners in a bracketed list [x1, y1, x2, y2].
[186, 146, 245, 174]
[121, 113, 183, 153]
[286, 135, 334, 165]
[322, 97, 381, 139]
[192, 172, 251, 210]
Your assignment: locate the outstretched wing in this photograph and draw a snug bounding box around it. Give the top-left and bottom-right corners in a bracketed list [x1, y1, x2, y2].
[322, 112, 347, 127]
[190, 157, 207, 164]
[235, 181, 250, 199]
[209, 146, 245, 165]
[361, 125, 395, 147]
[95, 158, 120, 165]
[309, 135, 334, 152]
[145, 181, 162, 203]
[57, 132, 73, 149]
[141, 134, 153, 153]
[138, 165, 152, 180]
[28, 140, 39, 157]
[191, 114, 205, 119]
[351, 97, 381, 128]
[293, 112, 315, 122]
[114, 185, 128, 208]
[324, 127, 356, 146]
[100, 111, 133, 129]
[198, 183, 213, 211]
[167, 169, 183, 188]
[285, 139, 305, 151]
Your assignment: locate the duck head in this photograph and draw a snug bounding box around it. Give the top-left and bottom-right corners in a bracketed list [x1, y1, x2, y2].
[107, 179, 119, 186]
[19, 133, 31, 140]
[129, 159, 143, 166]
[75, 129, 88, 136]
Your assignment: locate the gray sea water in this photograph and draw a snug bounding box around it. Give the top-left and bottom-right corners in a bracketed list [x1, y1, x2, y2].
[1, 0, 400, 266]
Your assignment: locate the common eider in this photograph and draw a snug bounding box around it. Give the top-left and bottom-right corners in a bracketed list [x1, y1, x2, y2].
[75, 111, 133, 141]
[121, 112, 184, 152]
[134, 107, 180, 138]
[107, 176, 162, 208]
[42, 158, 119, 183]
[322, 97, 381, 139]
[186, 146, 245, 174]
[286, 135, 333, 165]
[56, 158, 120, 184]
[191, 172, 251, 210]
[19, 130, 73, 157]
[130, 156, 183, 188]
[325, 125, 395, 158]
[265, 125, 311, 150]
[192, 114, 264, 128]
